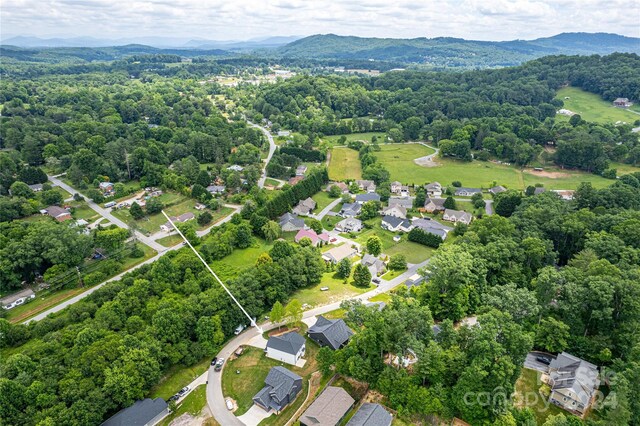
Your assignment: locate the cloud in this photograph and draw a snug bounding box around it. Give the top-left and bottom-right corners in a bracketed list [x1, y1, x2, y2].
[1, 0, 638, 41]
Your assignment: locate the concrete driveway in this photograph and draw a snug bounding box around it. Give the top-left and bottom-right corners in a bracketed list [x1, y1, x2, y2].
[237, 404, 272, 426]
[524, 351, 555, 373]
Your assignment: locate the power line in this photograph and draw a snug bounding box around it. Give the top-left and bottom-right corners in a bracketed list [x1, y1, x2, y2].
[161, 210, 262, 333]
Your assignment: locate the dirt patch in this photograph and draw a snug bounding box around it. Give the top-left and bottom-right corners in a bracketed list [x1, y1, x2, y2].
[170, 408, 215, 426]
[267, 326, 302, 337]
[524, 169, 570, 179]
[414, 155, 439, 167]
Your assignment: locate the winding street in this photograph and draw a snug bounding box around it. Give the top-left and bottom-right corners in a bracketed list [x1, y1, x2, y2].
[248, 121, 277, 189]
[206, 258, 431, 426]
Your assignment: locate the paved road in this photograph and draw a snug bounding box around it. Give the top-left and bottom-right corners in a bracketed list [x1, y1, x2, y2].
[49, 174, 166, 252]
[484, 199, 494, 216]
[310, 198, 341, 220]
[249, 122, 277, 189]
[24, 203, 241, 324]
[206, 258, 431, 426]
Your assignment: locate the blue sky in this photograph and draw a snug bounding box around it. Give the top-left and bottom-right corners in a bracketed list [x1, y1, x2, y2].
[2, 0, 639, 41]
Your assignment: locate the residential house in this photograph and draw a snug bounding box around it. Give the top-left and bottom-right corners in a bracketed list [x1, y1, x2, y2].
[355, 192, 381, 204]
[442, 209, 472, 225]
[99, 181, 114, 194]
[28, 183, 44, 192]
[361, 254, 386, 276]
[454, 187, 482, 197]
[278, 213, 305, 232]
[329, 182, 349, 194]
[206, 185, 226, 195]
[534, 187, 546, 195]
[423, 197, 446, 213]
[265, 332, 306, 366]
[299, 386, 355, 426]
[346, 403, 392, 426]
[381, 216, 413, 233]
[1, 289, 36, 310]
[388, 196, 413, 209]
[292, 197, 316, 216]
[425, 182, 442, 197]
[405, 273, 425, 288]
[390, 181, 402, 194]
[195, 203, 206, 211]
[381, 204, 407, 219]
[356, 180, 376, 192]
[613, 97, 632, 108]
[44, 206, 72, 222]
[160, 212, 195, 232]
[334, 218, 363, 233]
[102, 397, 169, 426]
[308, 316, 354, 350]
[547, 352, 600, 416]
[227, 164, 244, 172]
[411, 218, 451, 240]
[322, 244, 358, 264]
[551, 190, 575, 201]
[339, 202, 362, 218]
[294, 229, 331, 246]
[253, 367, 303, 413]
[488, 185, 506, 195]
[296, 165, 308, 176]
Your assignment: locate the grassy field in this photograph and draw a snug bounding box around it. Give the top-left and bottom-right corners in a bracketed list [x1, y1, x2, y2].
[347, 218, 435, 264]
[210, 238, 274, 281]
[374, 144, 617, 190]
[150, 357, 211, 401]
[290, 272, 371, 308]
[264, 178, 282, 187]
[156, 234, 184, 248]
[555, 87, 640, 125]
[514, 368, 566, 425]
[222, 340, 321, 417]
[158, 384, 208, 426]
[70, 202, 100, 222]
[311, 190, 336, 212]
[328, 147, 362, 181]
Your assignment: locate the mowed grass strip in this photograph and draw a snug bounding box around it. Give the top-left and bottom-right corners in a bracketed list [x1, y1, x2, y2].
[328, 147, 362, 181]
[555, 86, 640, 125]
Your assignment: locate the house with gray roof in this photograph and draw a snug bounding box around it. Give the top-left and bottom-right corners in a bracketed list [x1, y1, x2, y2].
[44, 205, 72, 222]
[253, 367, 303, 413]
[488, 185, 506, 195]
[102, 397, 168, 426]
[339, 202, 362, 218]
[293, 197, 316, 216]
[356, 179, 376, 192]
[534, 187, 546, 195]
[28, 183, 44, 192]
[308, 316, 353, 350]
[454, 187, 482, 196]
[322, 244, 358, 264]
[355, 192, 381, 204]
[266, 332, 306, 365]
[279, 213, 305, 232]
[547, 352, 599, 416]
[381, 204, 407, 219]
[388, 196, 413, 209]
[423, 197, 446, 213]
[346, 403, 392, 426]
[361, 254, 386, 276]
[1, 289, 36, 310]
[411, 218, 451, 240]
[299, 386, 355, 426]
[334, 218, 363, 233]
[206, 185, 226, 195]
[425, 182, 442, 197]
[442, 209, 472, 225]
[381, 216, 412, 233]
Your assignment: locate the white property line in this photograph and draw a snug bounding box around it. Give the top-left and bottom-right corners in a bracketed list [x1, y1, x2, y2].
[161, 211, 262, 333]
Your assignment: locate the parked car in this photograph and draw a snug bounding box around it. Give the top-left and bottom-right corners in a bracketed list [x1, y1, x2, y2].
[210, 357, 218, 366]
[536, 356, 552, 365]
[234, 347, 244, 357]
[169, 394, 179, 402]
[234, 324, 245, 335]
[226, 398, 234, 410]
[177, 386, 190, 396]
[214, 358, 225, 372]
[372, 278, 381, 284]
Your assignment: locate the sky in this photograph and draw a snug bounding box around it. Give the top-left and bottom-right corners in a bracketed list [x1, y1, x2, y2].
[1, 0, 639, 42]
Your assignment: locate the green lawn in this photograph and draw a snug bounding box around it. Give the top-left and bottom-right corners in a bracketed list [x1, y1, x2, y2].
[555, 87, 640, 125]
[374, 143, 616, 190]
[381, 269, 404, 280]
[514, 368, 566, 425]
[158, 384, 208, 426]
[328, 147, 362, 181]
[210, 238, 274, 281]
[150, 357, 211, 401]
[348, 219, 435, 264]
[156, 234, 183, 248]
[290, 272, 370, 308]
[311, 191, 336, 212]
[52, 185, 72, 200]
[264, 178, 282, 187]
[70, 202, 100, 221]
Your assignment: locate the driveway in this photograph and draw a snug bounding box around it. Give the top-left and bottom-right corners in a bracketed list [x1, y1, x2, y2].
[237, 404, 272, 426]
[524, 351, 555, 373]
[311, 198, 341, 220]
[248, 121, 277, 189]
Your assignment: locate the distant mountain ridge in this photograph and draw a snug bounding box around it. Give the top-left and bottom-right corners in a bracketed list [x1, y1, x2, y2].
[273, 32, 640, 67]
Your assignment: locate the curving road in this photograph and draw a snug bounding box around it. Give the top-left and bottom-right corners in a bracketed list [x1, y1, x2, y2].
[248, 121, 277, 189]
[206, 258, 431, 426]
